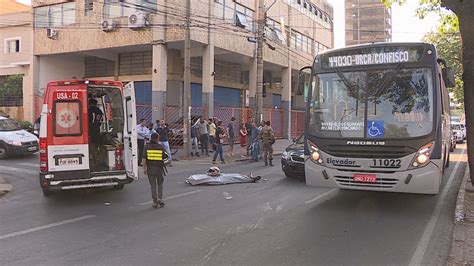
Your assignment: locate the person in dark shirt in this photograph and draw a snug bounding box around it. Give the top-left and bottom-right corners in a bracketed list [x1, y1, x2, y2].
[212, 120, 226, 164]
[88, 98, 103, 143]
[88, 98, 104, 171]
[156, 120, 172, 165]
[143, 133, 168, 208]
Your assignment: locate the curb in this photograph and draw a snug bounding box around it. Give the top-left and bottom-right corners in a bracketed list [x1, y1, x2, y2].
[448, 167, 469, 265]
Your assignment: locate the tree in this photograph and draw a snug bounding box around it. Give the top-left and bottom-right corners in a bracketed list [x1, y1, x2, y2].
[384, 0, 474, 184]
[0, 74, 23, 107]
[423, 27, 463, 106]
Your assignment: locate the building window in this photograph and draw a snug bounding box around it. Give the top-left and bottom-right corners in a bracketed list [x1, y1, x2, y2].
[267, 19, 286, 45]
[84, 0, 93, 16]
[290, 30, 313, 54]
[214, 1, 254, 32]
[4, 38, 20, 53]
[85, 57, 115, 77]
[34, 3, 76, 28]
[104, 0, 156, 19]
[284, 0, 331, 28]
[119, 51, 152, 76]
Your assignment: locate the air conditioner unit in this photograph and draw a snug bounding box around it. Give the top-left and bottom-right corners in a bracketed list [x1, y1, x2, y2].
[46, 28, 57, 39]
[128, 11, 148, 29]
[101, 19, 117, 32]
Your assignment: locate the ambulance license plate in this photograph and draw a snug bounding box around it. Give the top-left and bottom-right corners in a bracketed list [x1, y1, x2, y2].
[59, 158, 80, 166]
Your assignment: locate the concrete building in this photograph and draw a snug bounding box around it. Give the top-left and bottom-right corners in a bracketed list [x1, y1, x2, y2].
[345, 0, 391, 46]
[0, 0, 34, 121]
[31, 0, 333, 137]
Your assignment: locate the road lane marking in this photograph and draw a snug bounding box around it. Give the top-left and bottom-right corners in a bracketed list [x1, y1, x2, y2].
[0, 215, 96, 240]
[139, 189, 202, 205]
[409, 148, 466, 266]
[0, 165, 37, 175]
[19, 162, 38, 168]
[305, 188, 338, 204]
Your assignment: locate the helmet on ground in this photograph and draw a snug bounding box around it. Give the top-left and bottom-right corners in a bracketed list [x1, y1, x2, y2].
[207, 166, 221, 177]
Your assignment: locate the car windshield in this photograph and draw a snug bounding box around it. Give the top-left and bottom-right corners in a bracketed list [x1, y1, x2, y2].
[0, 119, 21, 131]
[308, 67, 434, 139]
[452, 124, 462, 130]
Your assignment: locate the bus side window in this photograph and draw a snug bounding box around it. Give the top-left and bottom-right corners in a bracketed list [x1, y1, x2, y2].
[53, 100, 82, 136]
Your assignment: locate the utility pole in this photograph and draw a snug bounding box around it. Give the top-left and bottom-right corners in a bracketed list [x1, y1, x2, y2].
[357, 0, 360, 44]
[183, 0, 191, 158]
[255, 0, 265, 123]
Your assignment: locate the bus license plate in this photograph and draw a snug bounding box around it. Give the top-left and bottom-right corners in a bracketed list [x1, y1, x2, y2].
[353, 174, 377, 183]
[59, 158, 80, 166]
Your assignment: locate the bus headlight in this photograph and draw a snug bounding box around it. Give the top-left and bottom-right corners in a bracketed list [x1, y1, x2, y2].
[308, 139, 323, 164]
[311, 150, 321, 161]
[411, 142, 434, 167]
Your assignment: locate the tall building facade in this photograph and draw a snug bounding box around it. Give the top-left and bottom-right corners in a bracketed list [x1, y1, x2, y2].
[29, 0, 334, 137]
[345, 0, 391, 46]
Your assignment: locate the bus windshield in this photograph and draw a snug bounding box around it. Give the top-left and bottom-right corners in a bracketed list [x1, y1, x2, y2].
[309, 67, 434, 139]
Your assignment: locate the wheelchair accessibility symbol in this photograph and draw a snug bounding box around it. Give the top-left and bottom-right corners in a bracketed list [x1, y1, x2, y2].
[367, 120, 384, 138]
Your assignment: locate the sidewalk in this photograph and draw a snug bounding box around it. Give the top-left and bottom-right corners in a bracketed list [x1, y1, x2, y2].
[449, 167, 474, 265]
[172, 138, 293, 164]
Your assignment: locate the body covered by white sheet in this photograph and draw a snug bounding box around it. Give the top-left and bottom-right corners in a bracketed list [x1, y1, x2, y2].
[186, 173, 256, 185]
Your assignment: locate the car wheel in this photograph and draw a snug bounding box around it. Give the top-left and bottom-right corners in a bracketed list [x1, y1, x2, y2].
[113, 184, 125, 190]
[284, 171, 295, 179]
[42, 188, 52, 197]
[0, 145, 7, 159]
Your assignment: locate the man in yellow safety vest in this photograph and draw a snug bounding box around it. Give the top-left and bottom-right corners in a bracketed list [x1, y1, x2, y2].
[143, 132, 168, 208]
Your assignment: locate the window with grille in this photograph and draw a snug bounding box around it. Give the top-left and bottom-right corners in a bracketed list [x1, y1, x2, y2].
[119, 51, 152, 76]
[85, 57, 115, 77]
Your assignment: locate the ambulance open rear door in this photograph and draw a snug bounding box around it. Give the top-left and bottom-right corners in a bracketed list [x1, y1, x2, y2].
[123, 82, 139, 180]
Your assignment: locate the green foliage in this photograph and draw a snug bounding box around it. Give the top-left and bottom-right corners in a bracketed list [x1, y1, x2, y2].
[19, 120, 32, 129]
[0, 74, 23, 96]
[382, 0, 462, 106]
[423, 28, 463, 105]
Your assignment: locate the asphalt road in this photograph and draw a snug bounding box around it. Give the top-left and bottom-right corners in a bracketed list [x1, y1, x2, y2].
[0, 145, 468, 265]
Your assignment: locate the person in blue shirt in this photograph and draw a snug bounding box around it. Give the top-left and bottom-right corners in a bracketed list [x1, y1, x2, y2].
[250, 122, 260, 162]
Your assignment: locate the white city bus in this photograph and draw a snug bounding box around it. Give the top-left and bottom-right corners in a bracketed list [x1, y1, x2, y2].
[300, 42, 455, 194]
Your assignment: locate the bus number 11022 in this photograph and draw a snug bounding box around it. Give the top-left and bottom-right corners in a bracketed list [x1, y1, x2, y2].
[372, 159, 401, 168]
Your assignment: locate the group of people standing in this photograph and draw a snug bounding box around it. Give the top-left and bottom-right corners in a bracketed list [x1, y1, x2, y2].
[190, 116, 275, 166]
[136, 118, 173, 167]
[137, 116, 275, 209]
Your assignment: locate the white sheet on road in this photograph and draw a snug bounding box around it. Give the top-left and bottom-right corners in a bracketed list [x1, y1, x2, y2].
[186, 173, 256, 186]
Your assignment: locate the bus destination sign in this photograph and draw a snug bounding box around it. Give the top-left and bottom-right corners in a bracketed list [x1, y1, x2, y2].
[322, 47, 424, 68]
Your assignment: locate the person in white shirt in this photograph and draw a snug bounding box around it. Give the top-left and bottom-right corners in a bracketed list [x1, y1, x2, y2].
[136, 119, 150, 166]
